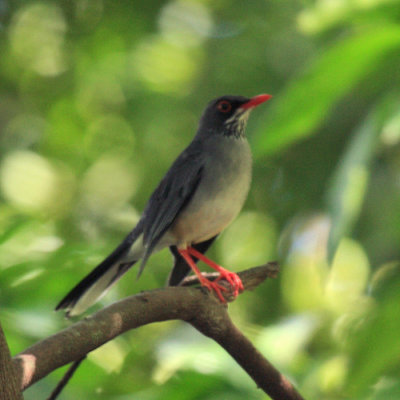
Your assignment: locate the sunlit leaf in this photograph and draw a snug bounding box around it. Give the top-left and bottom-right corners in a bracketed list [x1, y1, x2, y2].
[219, 211, 276, 269]
[345, 277, 400, 397]
[325, 238, 369, 314]
[326, 96, 400, 260]
[253, 25, 400, 157]
[89, 338, 128, 373]
[369, 377, 400, 400]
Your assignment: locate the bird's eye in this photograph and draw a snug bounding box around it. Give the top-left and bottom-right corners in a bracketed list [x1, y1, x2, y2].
[217, 100, 232, 113]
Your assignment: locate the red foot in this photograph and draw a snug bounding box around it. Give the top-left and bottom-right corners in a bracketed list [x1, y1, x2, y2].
[178, 247, 244, 302]
[214, 267, 244, 298]
[197, 274, 228, 303]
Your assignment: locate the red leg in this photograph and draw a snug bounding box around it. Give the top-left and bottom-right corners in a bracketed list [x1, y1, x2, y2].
[187, 247, 244, 297]
[178, 249, 228, 303]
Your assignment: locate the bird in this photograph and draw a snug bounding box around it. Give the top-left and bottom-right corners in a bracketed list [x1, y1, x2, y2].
[56, 93, 272, 317]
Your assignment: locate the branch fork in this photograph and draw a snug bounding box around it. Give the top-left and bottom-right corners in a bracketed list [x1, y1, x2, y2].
[9, 262, 304, 400]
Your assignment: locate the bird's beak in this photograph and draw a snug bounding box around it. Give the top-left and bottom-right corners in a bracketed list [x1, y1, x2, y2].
[240, 94, 272, 110]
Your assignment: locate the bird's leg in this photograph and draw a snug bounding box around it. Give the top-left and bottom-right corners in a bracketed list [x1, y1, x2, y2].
[186, 247, 244, 298]
[178, 249, 228, 303]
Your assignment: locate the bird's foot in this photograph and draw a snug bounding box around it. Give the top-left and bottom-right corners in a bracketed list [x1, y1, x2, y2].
[198, 275, 228, 303]
[186, 247, 244, 300]
[214, 267, 244, 298]
[179, 247, 244, 302]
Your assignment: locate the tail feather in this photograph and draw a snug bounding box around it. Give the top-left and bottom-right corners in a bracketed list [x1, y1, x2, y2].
[56, 225, 143, 317]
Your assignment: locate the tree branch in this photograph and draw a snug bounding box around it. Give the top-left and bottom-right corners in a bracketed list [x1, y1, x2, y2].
[12, 262, 304, 400]
[0, 321, 24, 400]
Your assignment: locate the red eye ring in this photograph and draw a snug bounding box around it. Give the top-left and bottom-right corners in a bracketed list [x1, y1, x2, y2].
[217, 100, 232, 113]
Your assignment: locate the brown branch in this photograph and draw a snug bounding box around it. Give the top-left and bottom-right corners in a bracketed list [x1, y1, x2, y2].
[0, 321, 24, 400]
[181, 262, 279, 289]
[12, 262, 304, 400]
[191, 309, 303, 399]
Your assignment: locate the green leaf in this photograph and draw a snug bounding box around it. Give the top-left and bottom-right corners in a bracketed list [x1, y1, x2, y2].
[326, 96, 400, 261]
[345, 275, 400, 398]
[253, 25, 400, 157]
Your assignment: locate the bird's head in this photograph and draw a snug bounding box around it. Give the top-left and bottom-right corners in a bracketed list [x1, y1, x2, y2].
[198, 94, 272, 138]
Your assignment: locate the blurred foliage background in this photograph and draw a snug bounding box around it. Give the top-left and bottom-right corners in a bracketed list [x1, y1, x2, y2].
[1, 0, 400, 399]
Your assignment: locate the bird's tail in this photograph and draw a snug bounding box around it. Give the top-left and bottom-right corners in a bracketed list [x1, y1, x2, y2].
[55, 226, 143, 317]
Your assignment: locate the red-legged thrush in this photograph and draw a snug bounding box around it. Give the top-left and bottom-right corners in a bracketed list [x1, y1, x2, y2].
[56, 94, 272, 316]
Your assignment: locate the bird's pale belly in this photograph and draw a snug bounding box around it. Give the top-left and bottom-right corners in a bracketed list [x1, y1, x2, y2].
[172, 207, 234, 247]
[170, 135, 252, 249]
[171, 183, 249, 248]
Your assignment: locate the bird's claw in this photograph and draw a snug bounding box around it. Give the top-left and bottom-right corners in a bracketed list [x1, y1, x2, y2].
[181, 247, 244, 302]
[199, 277, 228, 303]
[199, 268, 243, 302]
[215, 268, 244, 298]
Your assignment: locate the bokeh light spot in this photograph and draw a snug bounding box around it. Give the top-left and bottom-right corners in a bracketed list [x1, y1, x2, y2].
[9, 3, 68, 76]
[80, 156, 138, 215]
[158, 0, 213, 47]
[219, 211, 276, 268]
[132, 36, 201, 94]
[0, 151, 58, 212]
[325, 238, 370, 313]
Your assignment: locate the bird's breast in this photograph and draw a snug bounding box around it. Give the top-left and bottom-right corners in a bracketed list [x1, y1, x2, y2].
[171, 138, 252, 247]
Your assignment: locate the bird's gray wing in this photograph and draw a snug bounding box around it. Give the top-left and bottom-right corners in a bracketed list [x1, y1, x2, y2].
[137, 141, 206, 277]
